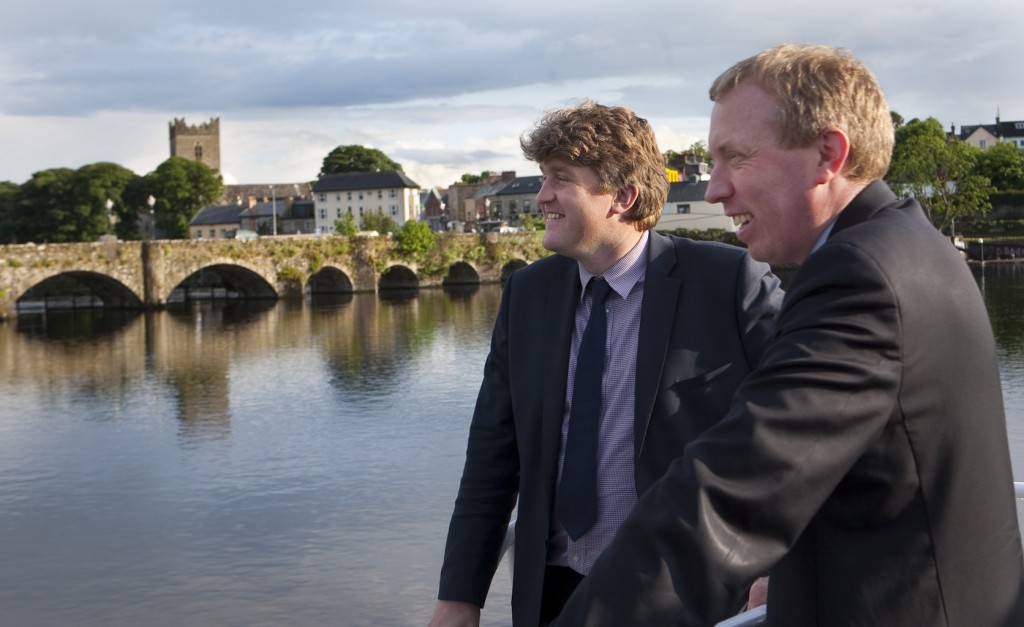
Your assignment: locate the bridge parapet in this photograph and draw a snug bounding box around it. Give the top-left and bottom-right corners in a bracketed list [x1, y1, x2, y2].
[0, 232, 550, 319]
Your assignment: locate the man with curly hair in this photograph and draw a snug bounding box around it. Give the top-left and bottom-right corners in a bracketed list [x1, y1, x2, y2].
[429, 100, 783, 626]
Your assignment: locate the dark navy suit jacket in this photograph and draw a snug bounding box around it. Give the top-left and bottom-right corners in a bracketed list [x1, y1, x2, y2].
[554, 182, 1024, 626]
[437, 231, 783, 625]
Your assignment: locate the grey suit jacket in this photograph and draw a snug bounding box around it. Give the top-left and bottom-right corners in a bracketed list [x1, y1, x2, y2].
[553, 182, 1024, 626]
[437, 231, 783, 625]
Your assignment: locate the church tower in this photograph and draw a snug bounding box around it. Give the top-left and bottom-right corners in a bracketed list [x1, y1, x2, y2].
[169, 117, 221, 172]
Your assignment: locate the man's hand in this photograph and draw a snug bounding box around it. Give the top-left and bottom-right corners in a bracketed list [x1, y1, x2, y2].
[747, 576, 769, 609]
[428, 600, 481, 627]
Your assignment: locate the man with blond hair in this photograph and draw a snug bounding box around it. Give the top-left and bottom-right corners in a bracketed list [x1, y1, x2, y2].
[429, 100, 783, 625]
[553, 44, 1024, 626]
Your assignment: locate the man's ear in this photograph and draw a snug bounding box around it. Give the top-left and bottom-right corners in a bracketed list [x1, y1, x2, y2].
[610, 185, 640, 215]
[816, 129, 850, 184]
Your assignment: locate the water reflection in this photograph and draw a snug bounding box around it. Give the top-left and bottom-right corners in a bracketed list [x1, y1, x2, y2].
[1, 270, 1021, 627]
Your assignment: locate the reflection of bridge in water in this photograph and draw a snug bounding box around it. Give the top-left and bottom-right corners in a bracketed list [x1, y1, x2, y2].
[964, 239, 1024, 262]
[0, 232, 547, 319]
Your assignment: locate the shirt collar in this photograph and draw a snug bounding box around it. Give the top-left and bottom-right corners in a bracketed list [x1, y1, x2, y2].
[811, 217, 838, 254]
[578, 231, 650, 301]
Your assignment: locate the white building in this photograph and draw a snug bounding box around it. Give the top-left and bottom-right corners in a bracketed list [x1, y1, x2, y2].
[655, 180, 735, 232]
[312, 171, 422, 233]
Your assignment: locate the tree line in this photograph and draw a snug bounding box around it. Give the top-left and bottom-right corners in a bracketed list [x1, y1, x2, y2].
[3, 126, 1023, 245]
[0, 157, 222, 243]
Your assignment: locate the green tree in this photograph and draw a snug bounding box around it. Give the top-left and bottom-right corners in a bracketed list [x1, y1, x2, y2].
[973, 141, 1024, 191]
[320, 145, 402, 177]
[334, 211, 357, 235]
[70, 162, 140, 241]
[886, 117, 992, 234]
[12, 168, 78, 242]
[0, 181, 21, 243]
[521, 213, 545, 232]
[459, 171, 495, 184]
[144, 157, 223, 239]
[890, 111, 905, 129]
[665, 141, 709, 170]
[361, 208, 398, 234]
[394, 220, 437, 257]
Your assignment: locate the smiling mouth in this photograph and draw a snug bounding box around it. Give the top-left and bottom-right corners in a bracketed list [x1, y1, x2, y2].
[732, 213, 752, 227]
[545, 212, 564, 220]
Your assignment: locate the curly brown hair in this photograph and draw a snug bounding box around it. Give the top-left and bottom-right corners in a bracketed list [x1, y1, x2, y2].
[520, 100, 668, 231]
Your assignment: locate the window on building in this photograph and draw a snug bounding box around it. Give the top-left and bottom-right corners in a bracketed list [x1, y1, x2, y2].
[336, 193, 341, 201]
[677, 204, 691, 214]
[390, 205, 397, 215]
[980, 140, 988, 148]
[495, 200, 503, 211]
[318, 193, 326, 202]
[524, 200, 532, 212]
[337, 208, 342, 218]
[347, 192, 352, 200]
[389, 189, 396, 198]
[195, 143, 203, 160]
[359, 207, 364, 216]
[358, 192, 363, 200]
[377, 190, 382, 199]
[1016, 122, 1024, 130]
[510, 200, 518, 211]
[209, 229, 215, 238]
[319, 208, 326, 219]
[348, 207, 353, 214]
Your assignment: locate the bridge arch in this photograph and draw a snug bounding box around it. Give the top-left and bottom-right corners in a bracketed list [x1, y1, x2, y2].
[379, 264, 419, 291]
[501, 258, 528, 282]
[167, 263, 277, 303]
[17, 270, 143, 311]
[307, 266, 354, 295]
[442, 261, 481, 286]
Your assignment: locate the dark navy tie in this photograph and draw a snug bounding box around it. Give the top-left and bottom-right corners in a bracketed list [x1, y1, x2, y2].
[557, 277, 612, 540]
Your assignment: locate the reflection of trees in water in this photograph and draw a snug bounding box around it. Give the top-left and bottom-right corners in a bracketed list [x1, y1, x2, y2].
[16, 308, 141, 343]
[976, 263, 1024, 354]
[4, 310, 147, 400]
[315, 286, 502, 397]
[2, 284, 508, 426]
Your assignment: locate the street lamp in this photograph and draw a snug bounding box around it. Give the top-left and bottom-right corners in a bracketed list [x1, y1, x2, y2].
[105, 198, 114, 235]
[980, 238, 985, 264]
[271, 185, 277, 236]
[147, 195, 156, 240]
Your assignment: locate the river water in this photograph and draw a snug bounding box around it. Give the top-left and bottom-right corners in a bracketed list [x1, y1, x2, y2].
[1, 264, 1023, 627]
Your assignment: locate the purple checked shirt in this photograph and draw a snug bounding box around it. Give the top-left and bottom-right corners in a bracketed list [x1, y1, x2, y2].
[549, 231, 649, 575]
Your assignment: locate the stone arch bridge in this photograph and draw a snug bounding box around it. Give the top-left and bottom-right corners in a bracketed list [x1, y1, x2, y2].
[0, 232, 549, 319]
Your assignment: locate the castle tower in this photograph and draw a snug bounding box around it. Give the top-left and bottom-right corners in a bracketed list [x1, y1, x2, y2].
[169, 117, 221, 172]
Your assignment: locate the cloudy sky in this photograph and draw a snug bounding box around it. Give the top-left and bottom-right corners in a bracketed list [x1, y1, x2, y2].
[2, 1, 1021, 190]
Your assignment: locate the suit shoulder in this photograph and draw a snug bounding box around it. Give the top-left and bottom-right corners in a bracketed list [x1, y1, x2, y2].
[657, 233, 763, 273]
[505, 252, 573, 284]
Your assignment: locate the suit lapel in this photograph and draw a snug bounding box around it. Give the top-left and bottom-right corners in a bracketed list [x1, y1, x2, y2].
[540, 257, 583, 490]
[634, 232, 682, 456]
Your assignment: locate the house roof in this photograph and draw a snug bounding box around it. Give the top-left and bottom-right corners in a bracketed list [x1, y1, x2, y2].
[494, 175, 543, 197]
[666, 180, 709, 203]
[313, 170, 420, 192]
[959, 120, 1024, 141]
[191, 203, 244, 226]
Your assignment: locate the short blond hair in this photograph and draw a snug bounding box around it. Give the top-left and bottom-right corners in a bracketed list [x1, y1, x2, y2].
[520, 100, 667, 231]
[709, 43, 894, 181]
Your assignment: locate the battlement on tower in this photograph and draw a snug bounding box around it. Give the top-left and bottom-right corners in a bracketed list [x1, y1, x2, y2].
[169, 117, 221, 172]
